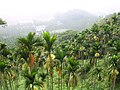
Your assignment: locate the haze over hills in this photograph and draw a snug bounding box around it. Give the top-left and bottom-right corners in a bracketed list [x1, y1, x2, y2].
[44, 9, 99, 31]
[20, 9, 100, 30]
[0, 9, 100, 46]
[1, 9, 100, 31]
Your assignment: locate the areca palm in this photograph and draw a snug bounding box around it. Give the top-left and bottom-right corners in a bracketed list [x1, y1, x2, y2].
[23, 68, 41, 90]
[0, 61, 8, 90]
[43, 31, 57, 53]
[55, 48, 66, 90]
[39, 72, 48, 90]
[43, 31, 57, 90]
[18, 32, 43, 69]
[88, 67, 107, 90]
[0, 43, 14, 90]
[0, 60, 14, 90]
[109, 55, 119, 90]
[65, 57, 79, 90]
[18, 32, 43, 52]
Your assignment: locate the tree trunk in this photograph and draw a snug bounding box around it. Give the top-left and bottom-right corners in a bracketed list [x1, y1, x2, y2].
[112, 75, 116, 90]
[58, 76, 60, 90]
[47, 70, 50, 90]
[61, 63, 63, 90]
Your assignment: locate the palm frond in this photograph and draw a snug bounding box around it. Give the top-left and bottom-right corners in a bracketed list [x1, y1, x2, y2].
[39, 72, 48, 81]
[33, 37, 43, 46]
[18, 37, 28, 46]
[43, 31, 51, 44]
[27, 32, 35, 44]
[33, 81, 42, 87]
[67, 58, 79, 67]
[55, 48, 65, 62]
[43, 31, 57, 52]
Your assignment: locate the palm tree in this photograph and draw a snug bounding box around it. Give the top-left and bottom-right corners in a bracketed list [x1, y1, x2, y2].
[65, 57, 80, 90]
[43, 31, 57, 90]
[0, 61, 8, 90]
[109, 55, 119, 90]
[55, 48, 66, 90]
[18, 32, 43, 69]
[0, 43, 13, 90]
[88, 67, 105, 90]
[39, 72, 48, 90]
[23, 68, 41, 90]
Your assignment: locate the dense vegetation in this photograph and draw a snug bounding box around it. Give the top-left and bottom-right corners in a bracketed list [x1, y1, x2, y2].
[0, 12, 120, 90]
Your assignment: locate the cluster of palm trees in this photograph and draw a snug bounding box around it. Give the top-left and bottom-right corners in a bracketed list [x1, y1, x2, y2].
[0, 13, 120, 90]
[15, 31, 81, 90]
[56, 12, 120, 90]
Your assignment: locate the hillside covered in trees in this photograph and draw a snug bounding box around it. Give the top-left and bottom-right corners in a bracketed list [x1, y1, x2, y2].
[0, 12, 120, 90]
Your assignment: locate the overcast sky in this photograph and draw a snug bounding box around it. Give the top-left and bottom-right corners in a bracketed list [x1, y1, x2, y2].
[0, 0, 120, 23]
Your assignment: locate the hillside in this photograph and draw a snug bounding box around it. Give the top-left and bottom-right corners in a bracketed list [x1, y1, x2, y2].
[0, 12, 120, 90]
[57, 12, 120, 89]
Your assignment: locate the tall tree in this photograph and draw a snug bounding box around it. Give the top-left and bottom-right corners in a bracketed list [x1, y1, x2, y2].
[55, 48, 66, 90]
[17, 32, 42, 69]
[43, 31, 57, 90]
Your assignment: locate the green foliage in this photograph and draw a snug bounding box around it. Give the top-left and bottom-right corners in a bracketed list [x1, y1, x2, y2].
[55, 48, 66, 62]
[23, 68, 42, 89]
[0, 12, 120, 90]
[43, 31, 57, 53]
[18, 32, 43, 51]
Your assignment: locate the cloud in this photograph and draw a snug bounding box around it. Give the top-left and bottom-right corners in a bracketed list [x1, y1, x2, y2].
[0, 0, 120, 17]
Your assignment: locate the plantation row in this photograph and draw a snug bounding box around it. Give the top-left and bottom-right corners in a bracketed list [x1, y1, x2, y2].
[0, 13, 120, 90]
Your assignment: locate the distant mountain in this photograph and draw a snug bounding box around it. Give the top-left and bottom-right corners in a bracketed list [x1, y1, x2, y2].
[34, 9, 100, 31]
[0, 9, 101, 46]
[0, 9, 100, 36]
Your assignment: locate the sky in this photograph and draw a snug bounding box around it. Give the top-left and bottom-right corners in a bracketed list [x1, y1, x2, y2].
[0, 0, 120, 23]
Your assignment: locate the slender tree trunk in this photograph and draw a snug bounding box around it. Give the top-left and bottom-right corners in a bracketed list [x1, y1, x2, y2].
[47, 70, 50, 90]
[58, 76, 60, 90]
[51, 72, 53, 90]
[5, 80, 9, 90]
[113, 75, 116, 90]
[8, 76, 13, 90]
[66, 73, 70, 90]
[61, 63, 63, 90]
[42, 82, 46, 90]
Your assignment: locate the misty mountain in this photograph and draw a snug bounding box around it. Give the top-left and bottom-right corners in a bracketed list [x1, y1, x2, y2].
[34, 9, 100, 31]
[0, 9, 100, 46]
